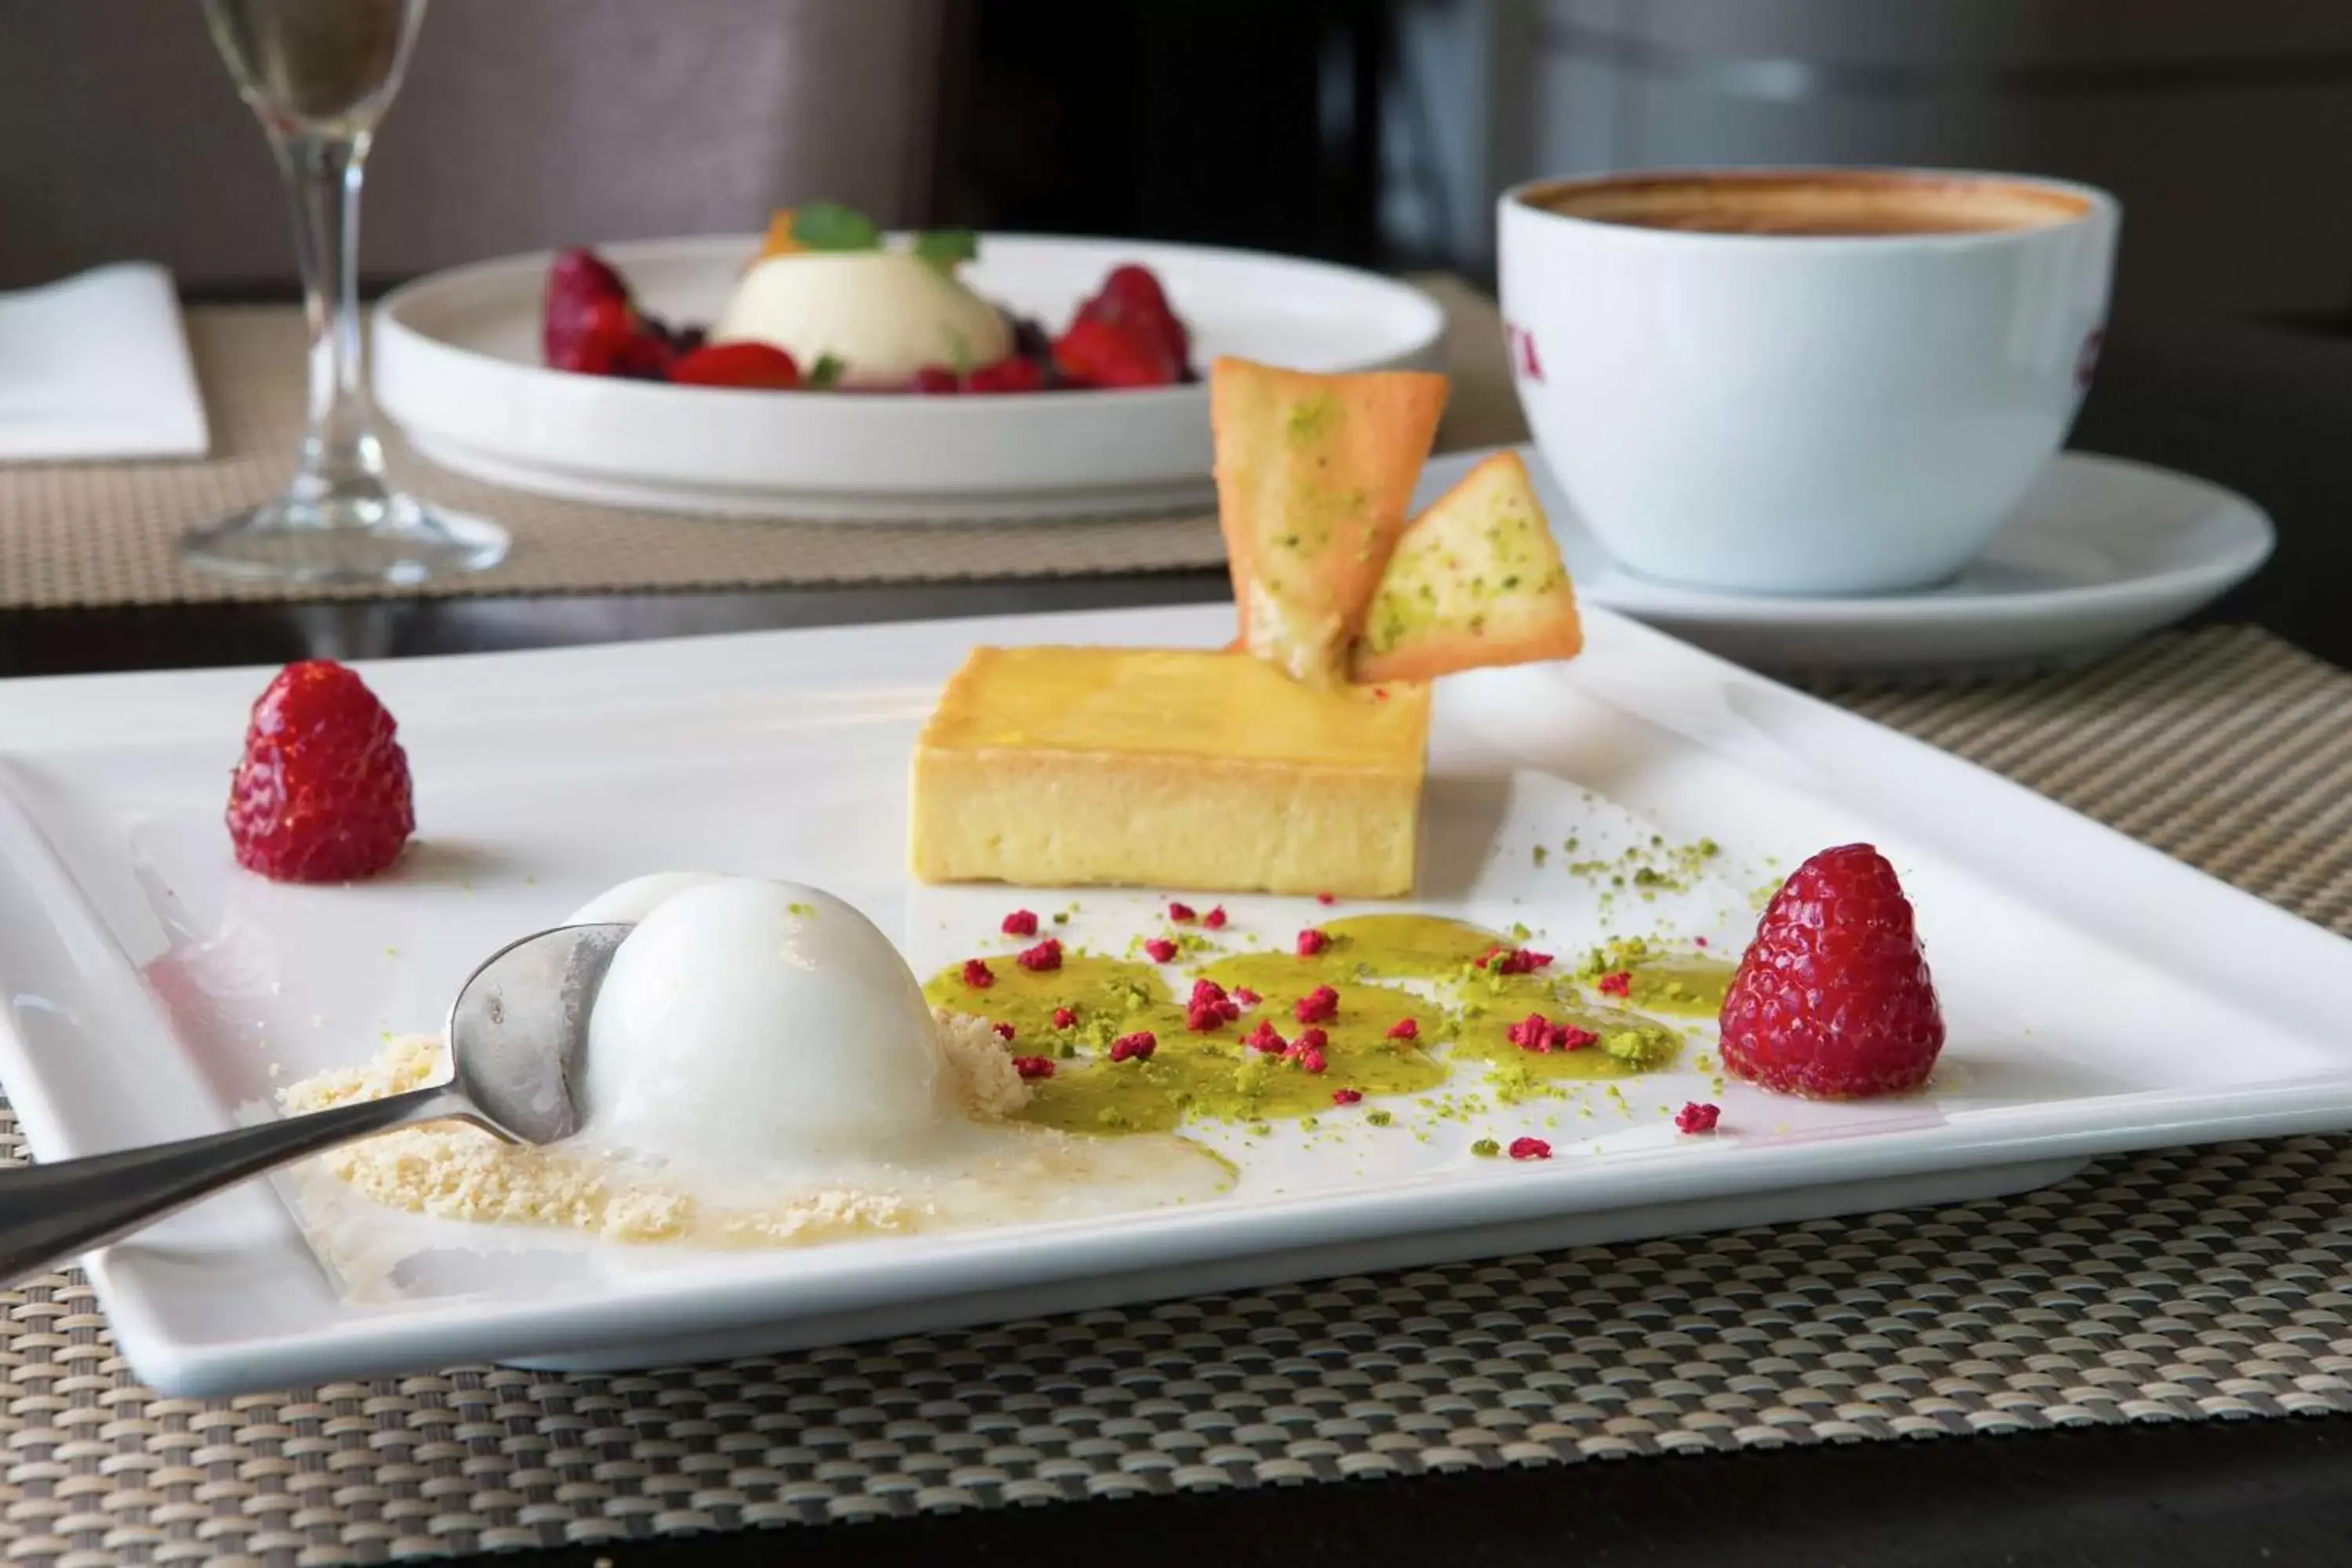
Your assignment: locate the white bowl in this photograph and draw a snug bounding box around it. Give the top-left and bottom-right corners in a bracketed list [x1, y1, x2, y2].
[372, 234, 1446, 524]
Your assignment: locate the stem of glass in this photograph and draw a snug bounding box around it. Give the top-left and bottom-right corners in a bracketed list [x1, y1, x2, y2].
[272, 129, 388, 512]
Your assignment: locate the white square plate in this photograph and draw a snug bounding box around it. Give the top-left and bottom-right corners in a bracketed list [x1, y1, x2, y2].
[2, 604, 2348, 1397]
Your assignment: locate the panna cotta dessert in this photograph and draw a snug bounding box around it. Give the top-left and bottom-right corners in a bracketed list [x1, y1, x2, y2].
[281, 873, 1225, 1249]
[710, 252, 1014, 388]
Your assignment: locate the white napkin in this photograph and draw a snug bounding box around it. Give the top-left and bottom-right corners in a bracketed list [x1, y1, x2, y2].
[0, 263, 209, 462]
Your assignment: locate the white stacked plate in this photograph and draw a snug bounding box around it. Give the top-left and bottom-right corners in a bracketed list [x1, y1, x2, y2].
[372, 234, 1446, 523]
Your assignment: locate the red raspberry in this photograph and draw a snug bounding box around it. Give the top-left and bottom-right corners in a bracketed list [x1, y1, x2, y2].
[1719, 844, 1944, 1098]
[1243, 1020, 1287, 1055]
[1201, 906, 1228, 930]
[1000, 909, 1040, 937]
[1185, 1003, 1226, 1033]
[992, 1022, 1016, 1042]
[1109, 1031, 1156, 1063]
[1508, 1137, 1552, 1161]
[910, 366, 962, 394]
[1012, 1056, 1054, 1080]
[1316, 892, 1335, 906]
[1144, 938, 1178, 963]
[1017, 938, 1063, 973]
[1293, 985, 1339, 1025]
[1294, 1045, 1328, 1074]
[1595, 971, 1632, 997]
[1294, 928, 1330, 957]
[668, 341, 800, 389]
[1555, 1025, 1596, 1051]
[1386, 1018, 1418, 1041]
[1693, 936, 1710, 949]
[1051, 1006, 1078, 1029]
[1167, 902, 1197, 923]
[1290, 1026, 1329, 1054]
[1330, 1088, 1363, 1106]
[226, 661, 414, 884]
[960, 959, 994, 989]
[1675, 1102, 1721, 1134]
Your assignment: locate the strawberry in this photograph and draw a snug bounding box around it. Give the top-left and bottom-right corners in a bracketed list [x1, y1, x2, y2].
[1719, 844, 1944, 1098]
[543, 249, 642, 376]
[667, 341, 802, 389]
[964, 355, 1047, 394]
[226, 661, 415, 884]
[1076, 263, 1190, 372]
[1054, 315, 1177, 388]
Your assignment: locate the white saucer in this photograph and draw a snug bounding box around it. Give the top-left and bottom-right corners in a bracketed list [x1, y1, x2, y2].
[1414, 446, 2275, 677]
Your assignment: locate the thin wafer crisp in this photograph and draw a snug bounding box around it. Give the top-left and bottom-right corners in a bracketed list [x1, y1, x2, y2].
[1, 625, 2347, 1564]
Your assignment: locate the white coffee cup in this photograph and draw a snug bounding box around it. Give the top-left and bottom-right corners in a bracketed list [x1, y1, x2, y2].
[1497, 168, 2119, 595]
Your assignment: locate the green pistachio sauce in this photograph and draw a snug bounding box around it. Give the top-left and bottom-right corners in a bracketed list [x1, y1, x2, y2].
[921, 913, 1736, 1136]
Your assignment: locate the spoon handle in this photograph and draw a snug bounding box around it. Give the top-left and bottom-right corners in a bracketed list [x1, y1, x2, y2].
[0, 1083, 474, 1285]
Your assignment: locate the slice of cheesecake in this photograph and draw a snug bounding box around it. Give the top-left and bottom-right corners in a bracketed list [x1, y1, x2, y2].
[910, 647, 1430, 897]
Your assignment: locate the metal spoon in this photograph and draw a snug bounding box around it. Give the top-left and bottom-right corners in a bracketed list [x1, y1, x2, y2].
[0, 921, 632, 1286]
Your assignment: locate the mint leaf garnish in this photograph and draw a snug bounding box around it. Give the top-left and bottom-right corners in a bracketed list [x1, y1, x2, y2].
[912, 229, 979, 273]
[790, 201, 881, 252]
[806, 354, 845, 390]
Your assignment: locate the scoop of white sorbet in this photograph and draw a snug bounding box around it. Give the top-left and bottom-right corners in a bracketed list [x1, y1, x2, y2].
[573, 876, 956, 1167]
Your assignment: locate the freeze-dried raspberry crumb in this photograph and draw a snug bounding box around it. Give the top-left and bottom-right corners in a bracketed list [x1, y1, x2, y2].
[1331, 1087, 1363, 1105]
[1385, 1018, 1419, 1041]
[1595, 970, 1632, 997]
[1294, 1045, 1328, 1074]
[960, 959, 994, 989]
[992, 1022, 1015, 1041]
[1167, 901, 1196, 923]
[1012, 1056, 1054, 1080]
[1243, 1019, 1287, 1054]
[1051, 1006, 1077, 1029]
[1144, 938, 1178, 963]
[1481, 946, 1554, 976]
[1000, 909, 1039, 937]
[1508, 1137, 1552, 1161]
[1316, 891, 1335, 905]
[1294, 985, 1339, 1025]
[1109, 1031, 1157, 1063]
[1693, 936, 1709, 949]
[1290, 1026, 1329, 1054]
[1675, 1102, 1722, 1134]
[1202, 906, 1228, 930]
[1504, 1013, 1595, 1054]
[1017, 938, 1064, 973]
[1232, 985, 1261, 1007]
[1295, 928, 1330, 957]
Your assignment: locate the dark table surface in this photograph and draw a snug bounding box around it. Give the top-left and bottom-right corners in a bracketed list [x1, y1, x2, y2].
[9, 307, 2352, 1566]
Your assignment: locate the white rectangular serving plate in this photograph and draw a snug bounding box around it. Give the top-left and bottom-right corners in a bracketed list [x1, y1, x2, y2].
[1, 603, 2348, 1398]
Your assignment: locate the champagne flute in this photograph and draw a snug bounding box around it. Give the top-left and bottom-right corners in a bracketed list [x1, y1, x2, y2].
[186, 0, 506, 585]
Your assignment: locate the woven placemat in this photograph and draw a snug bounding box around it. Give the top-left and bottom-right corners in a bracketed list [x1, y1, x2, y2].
[0, 278, 1526, 612]
[4, 623, 2351, 1565]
